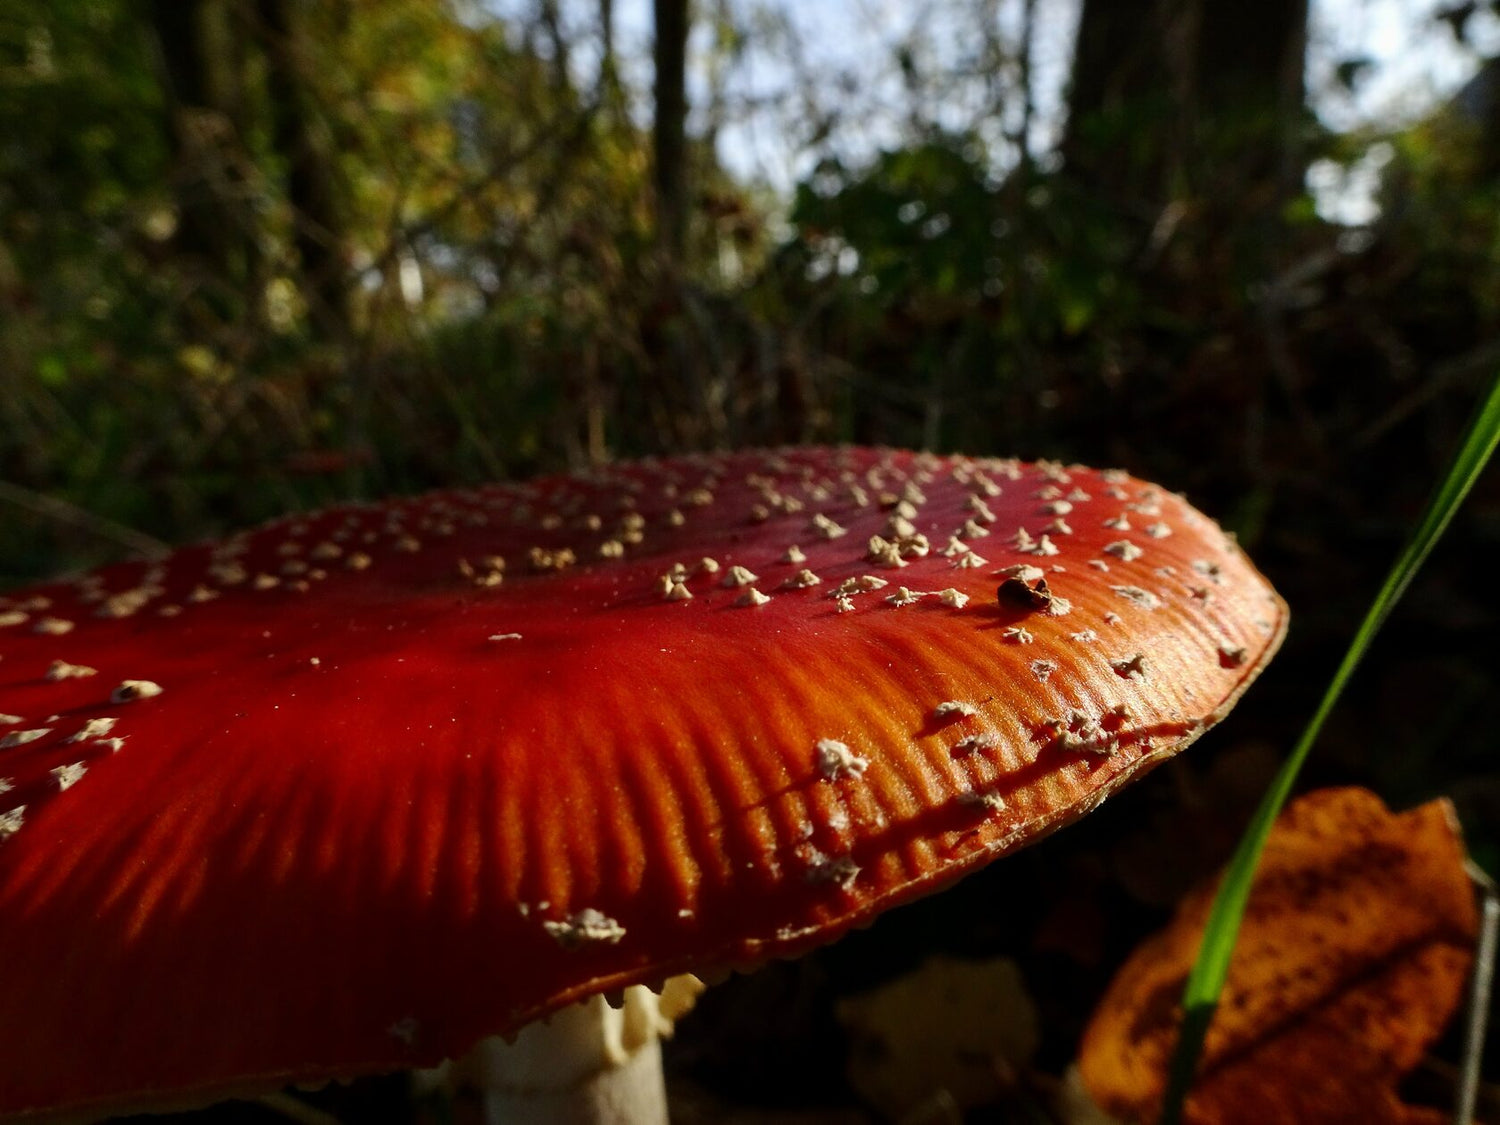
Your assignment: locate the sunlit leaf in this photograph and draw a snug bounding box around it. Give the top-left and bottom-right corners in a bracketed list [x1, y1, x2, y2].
[1080, 788, 1478, 1125]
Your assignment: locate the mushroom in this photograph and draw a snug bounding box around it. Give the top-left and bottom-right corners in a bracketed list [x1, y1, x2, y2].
[0, 448, 1285, 1123]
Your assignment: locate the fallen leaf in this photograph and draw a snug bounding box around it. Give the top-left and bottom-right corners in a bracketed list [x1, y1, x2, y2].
[1078, 787, 1478, 1124]
[836, 955, 1039, 1119]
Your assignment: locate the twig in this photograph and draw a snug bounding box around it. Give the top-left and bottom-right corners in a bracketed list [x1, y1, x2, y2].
[0, 481, 169, 560]
[363, 95, 603, 286]
[256, 1092, 346, 1125]
[1457, 863, 1498, 1125]
[1355, 338, 1500, 449]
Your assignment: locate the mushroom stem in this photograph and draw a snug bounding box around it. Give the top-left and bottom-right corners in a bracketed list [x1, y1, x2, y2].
[429, 977, 702, 1125]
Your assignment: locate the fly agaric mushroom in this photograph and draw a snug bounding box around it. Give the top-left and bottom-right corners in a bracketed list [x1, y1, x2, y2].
[0, 448, 1285, 1124]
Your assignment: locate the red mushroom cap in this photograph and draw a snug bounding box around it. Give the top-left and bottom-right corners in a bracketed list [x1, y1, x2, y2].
[0, 448, 1285, 1119]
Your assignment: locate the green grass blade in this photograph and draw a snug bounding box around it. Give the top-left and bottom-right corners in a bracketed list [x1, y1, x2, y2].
[1158, 373, 1500, 1125]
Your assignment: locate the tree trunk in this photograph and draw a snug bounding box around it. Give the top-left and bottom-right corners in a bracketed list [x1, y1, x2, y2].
[538, 0, 570, 90]
[1450, 51, 1500, 180]
[257, 0, 349, 336]
[600, 0, 616, 86]
[1194, 0, 1307, 202]
[1064, 0, 1306, 214]
[652, 0, 690, 268]
[147, 0, 240, 288]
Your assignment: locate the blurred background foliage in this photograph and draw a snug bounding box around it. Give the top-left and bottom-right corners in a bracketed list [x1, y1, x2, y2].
[2, 0, 1499, 1117]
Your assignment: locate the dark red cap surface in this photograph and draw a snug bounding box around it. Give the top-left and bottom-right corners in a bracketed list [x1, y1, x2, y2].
[0, 449, 1285, 1118]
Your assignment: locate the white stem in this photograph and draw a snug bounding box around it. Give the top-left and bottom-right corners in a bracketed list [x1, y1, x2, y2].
[422, 977, 702, 1125]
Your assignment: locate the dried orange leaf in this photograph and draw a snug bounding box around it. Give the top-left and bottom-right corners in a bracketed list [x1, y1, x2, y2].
[1079, 787, 1478, 1124]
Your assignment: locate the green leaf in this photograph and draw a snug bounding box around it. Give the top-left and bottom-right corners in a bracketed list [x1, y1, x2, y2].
[36, 353, 68, 386]
[1159, 371, 1500, 1125]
